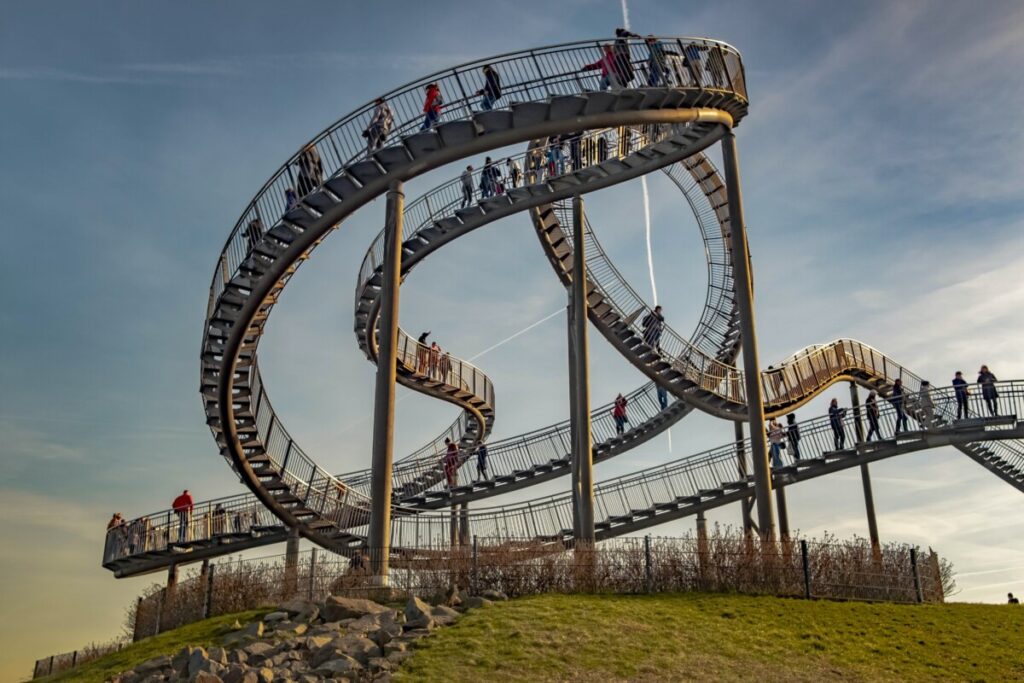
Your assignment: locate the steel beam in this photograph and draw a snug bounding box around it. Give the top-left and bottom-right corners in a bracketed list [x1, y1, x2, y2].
[570, 194, 595, 543]
[721, 131, 774, 540]
[367, 180, 404, 582]
[734, 420, 754, 537]
[775, 484, 790, 540]
[849, 382, 880, 550]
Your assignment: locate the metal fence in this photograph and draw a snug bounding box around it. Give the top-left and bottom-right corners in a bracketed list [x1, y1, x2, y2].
[126, 533, 946, 644]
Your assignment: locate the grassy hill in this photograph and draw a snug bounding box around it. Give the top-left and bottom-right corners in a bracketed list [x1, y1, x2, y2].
[37, 594, 1023, 682]
[396, 593, 1023, 682]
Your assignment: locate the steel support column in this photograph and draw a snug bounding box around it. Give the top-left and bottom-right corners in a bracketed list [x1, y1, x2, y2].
[568, 305, 581, 538]
[849, 382, 880, 550]
[734, 420, 754, 537]
[570, 194, 595, 543]
[775, 484, 790, 540]
[721, 131, 774, 540]
[459, 502, 470, 546]
[367, 180, 404, 582]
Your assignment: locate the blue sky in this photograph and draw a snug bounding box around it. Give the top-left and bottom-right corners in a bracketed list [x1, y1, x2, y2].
[2, 0, 1024, 678]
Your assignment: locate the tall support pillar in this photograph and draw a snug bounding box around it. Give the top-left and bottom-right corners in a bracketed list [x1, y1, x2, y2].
[284, 527, 300, 594]
[569, 194, 595, 544]
[734, 421, 754, 537]
[161, 562, 178, 632]
[696, 511, 709, 587]
[368, 180, 404, 582]
[459, 502, 470, 546]
[721, 131, 774, 540]
[849, 383, 880, 551]
[568, 304, 581, 538]
[775, 484, 790, 540]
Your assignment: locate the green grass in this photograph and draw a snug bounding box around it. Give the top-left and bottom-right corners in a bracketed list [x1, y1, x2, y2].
[36, 610, 267, 683]
[395, 594, 1024, 682]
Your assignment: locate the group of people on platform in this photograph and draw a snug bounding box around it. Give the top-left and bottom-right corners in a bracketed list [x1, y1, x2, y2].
[765, 366, 1003, 468]
[415, 331, 455, 383]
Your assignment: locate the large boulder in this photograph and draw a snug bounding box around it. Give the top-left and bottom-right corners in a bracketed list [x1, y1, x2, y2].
[273, 620, 308, 637]
[262, 611, 289, 623]
[135, 655, 172, 675]
[191, 672, 223, 683]
[443, 585, 462, 607]
[321, 596, 390, 622]
[403, 597, 434, 630]
[279, 598, 320, 623]
[187, 648, 210, 677]
[314, 655, 363, 677]
[337, 634, 382, 664]
[479, 589, 508, 601]
[461, 596, 494, 610]
[430, 604, 461, 626]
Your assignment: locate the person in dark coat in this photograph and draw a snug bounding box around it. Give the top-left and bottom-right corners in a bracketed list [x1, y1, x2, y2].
[786, 413, 801, 459]
[865, 390, 881, 440]
[613, 28, 641, 86]
[476, 65, 502, 111]
[889, 379, 909, 434]
[641, 305, 665, 352]
[828, 398, 847, 450]
[978, 365, 999, 416]
[952, 371, 971, 419]
[296, 144, 323, 196]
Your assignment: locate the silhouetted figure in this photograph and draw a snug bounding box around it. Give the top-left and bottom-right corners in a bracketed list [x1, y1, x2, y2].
[1009, 592, 1020, 604]
[952, 371, 970, 419]
[476, 65, 502, 111]
[786, 413, 801, 459]
[978, 365, 999, 416]
[284, 187, 298, 213]
[245, 218, 264, 252]
[212, 504, 226, 535]
[613, 28, 641, 86]
[420, 83, 443, 130]
[565, 131, 583, 172]
[644, 35, 680, 86]
[612, 393, 628, 435]
[865, 390, 881, 441]
[829, 398, 847, 450]
[641, 305, 665, 352]
[480, 157, 501, 198]
[439, 351, 452, 382]
[890, 379, 909, 434]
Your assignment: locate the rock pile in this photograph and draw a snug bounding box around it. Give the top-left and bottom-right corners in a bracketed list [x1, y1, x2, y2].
[110, 589, 506, 683]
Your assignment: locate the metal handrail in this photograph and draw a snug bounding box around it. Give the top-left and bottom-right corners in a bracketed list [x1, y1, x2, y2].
[106, 381, 1023, 563]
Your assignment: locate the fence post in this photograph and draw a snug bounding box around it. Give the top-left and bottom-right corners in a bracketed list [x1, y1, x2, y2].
[308, 548, 318, 600]
[203, 563, 216, 619]
[71, 651, 78, 668]
[800, 540, 811, 599]
[132, 597, 144, 642]
[644, 535, 653, 594]
[910, 548, 923, 603]
[154, 589, 164, 637]
[471, 535, 478, 595]
[48, 655, 55, 676]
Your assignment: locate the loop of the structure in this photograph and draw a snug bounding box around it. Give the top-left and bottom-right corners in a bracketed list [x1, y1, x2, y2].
[99, 37, 1024, 577]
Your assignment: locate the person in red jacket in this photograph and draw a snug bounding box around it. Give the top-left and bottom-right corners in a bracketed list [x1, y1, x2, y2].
[172, 489, 194, 543]
[582, 45, 623, 91]
[420, 83, 443, 131]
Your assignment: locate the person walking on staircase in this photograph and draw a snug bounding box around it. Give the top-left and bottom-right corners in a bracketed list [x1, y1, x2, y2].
[828, 398, 847, 450]
[460, 166, 475, 208]
[612, 394, 629, 435]
[506, 158, 522, 188]
[786, 413, 802, 459]
[889, 379, 909, 434]
[429, 342, 441, 378]
[865, 390, 882, 441]
[613, 28, 641, 87]
[581, 45, 622, 91]
[476, 64, 502, 111]
[172, 489, 194, 544]
[417, 331, 431, 374]
[952, 371, 971, 419]
[443, 438, 460, 489]
[918, 380, 935, 430]
[363, 97, 393, 155]
[420, 83, 443, 130]
[657, 384, 669, 410]
[475, 442, 489, 482]
[641, 305, 665, 353]
[978, 365, 999, 416]
[768, 418, 786, 468]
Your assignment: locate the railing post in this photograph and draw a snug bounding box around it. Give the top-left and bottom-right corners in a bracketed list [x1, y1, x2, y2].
[910, 548, 924, 603]
[204, 563, 216, 619]
[472, 535, 479, 595]
[644, 535, 653, 593]
[368, 180, 405, 585]
[800, 540, 811, 599]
